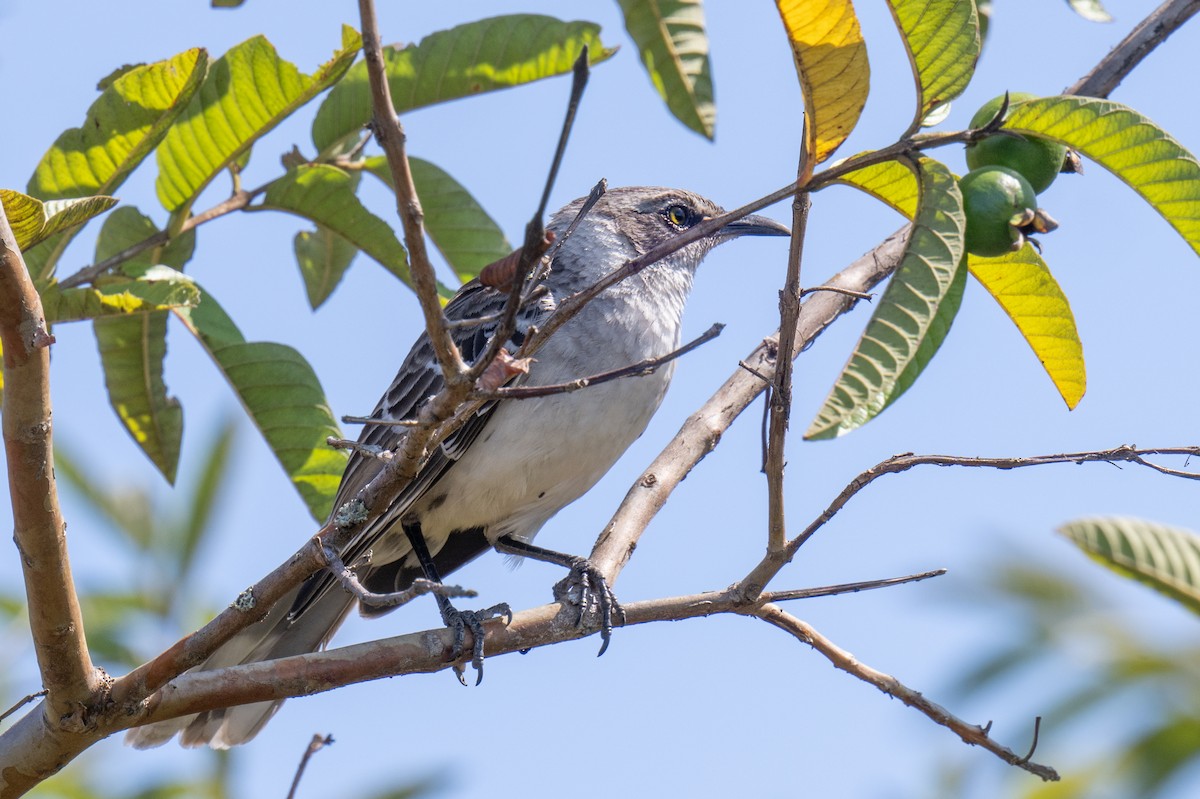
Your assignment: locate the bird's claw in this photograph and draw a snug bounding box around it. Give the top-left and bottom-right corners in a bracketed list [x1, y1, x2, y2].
[439, 601, 511, 685]
[553, 557, 626, 656]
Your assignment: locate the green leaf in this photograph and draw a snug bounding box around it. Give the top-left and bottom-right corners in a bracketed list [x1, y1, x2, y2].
[885, 0, 980, 130]
[312, 15, 617, 154]
[1004, 96, 1200, 257]
[1059, 517, 1200, 616]
[294, 225, 359, 309]
[87, 207, 197, 484]
[175, 414, 238, 580]
[41, 266, 200, 323]
[156, 27, 361, 216]
[806, 156, 965, 438]
[774, 0, 870, 165]
[833, 157, 920, 218]
[257, 164, 411, 286]
[0, 190, 118, 252]
[174, 290, 346, 520]
[616, 0, 715, 139]
[54, 446, 156, 551]
[969, 247, 1085, 409]
[23, 49, 206, 280]
[1065, 0, 1112, 23]
[364, 156, 511, 283]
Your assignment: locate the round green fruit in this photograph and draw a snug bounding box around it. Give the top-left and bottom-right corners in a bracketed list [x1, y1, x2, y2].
[966, 92, 1068, 193]
[959, 165, 1038, 257]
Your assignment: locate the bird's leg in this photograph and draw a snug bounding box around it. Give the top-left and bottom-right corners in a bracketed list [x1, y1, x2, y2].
[494, 534, 626, 656]
[403, 522, 511, 684]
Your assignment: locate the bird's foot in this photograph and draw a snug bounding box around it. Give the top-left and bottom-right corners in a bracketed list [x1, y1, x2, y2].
[552, 557, 626, 656]
[437, 599, 512, 685]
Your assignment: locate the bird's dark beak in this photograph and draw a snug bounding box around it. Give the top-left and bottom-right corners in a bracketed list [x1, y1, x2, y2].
[718, 213, 791, 238]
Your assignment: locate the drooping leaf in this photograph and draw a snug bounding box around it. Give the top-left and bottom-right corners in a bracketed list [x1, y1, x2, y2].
[156, 27, 361, 216]
[969, 247, 1085, 409]
[364, 156, 511, 283]
[807, 156, 965, 438]
[0, 190, 118, 252]
[174, 291, 346, 520]
[88, 207, 197, 484]
[885, 0, 980, 130]
[41, 266, 199, 323]
[312, 15, 616, 154]
[294, 225, 359, 309]
[833, 157, 920, 218]
[257, 164, 411, 286]
[1059, 517, 1200, 616]
[1066, 0, 1112, 23]
[1004, 96, 1200, 257]
[23, 48, 206, 280]
[774, 0, 870, 166]
[616, 0, 715, 139]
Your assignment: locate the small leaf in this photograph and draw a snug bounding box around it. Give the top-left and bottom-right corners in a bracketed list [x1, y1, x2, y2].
[616, 0, 715, 139]
[969, 247, 1085, 409]
[312, 15, 617, 154]
[295, 225, 359, 309]
[257, 164, 411, 286]
[885, 0, 980, 130]
[23, 48, 206, 280]
[807, 156, 965, 438]
[1003, 96, 1200, 257]
[774, 0, 870, 166]
[1059, 517, 1200, 615]
[1065, 0, 1112, 23]
[364, 156, 511, 282]
[0, 190, 118, 252]
[156, 28, 361, 216]
[87, 207, 197, 484]
[174, 291, 346, 520]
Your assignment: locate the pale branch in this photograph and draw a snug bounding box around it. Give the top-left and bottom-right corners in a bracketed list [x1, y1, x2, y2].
[783, 446, 1200, 559]
[0, 205, 98, 711]
[357, 0, 464, 380]
[1067, 0, 1200, 98]
[763, 568, 946, 601]
[476, 323, 724, 401]
[588, 227, 911, 584]
[287, 734, 334, 799]
[753, 604, 1060, 781]
[319, 544, 476, 609]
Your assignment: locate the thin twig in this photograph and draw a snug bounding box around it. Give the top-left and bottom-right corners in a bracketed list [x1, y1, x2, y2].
[763, 569, 946, 602]
[341, 415, 418, 427]
[477, 323, 724, 401]
[754, 604, 1059, 781]
[0, 691, 47, 725]
[1068, 0, 1200, 97]
[800, 285, 873, 300]
[286, 734, 334, 799]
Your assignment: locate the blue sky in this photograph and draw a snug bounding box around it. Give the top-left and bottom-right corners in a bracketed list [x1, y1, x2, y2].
[3, 1, 1200, 797]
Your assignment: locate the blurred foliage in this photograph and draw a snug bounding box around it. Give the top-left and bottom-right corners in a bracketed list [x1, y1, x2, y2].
[930, 558, 1200, 799]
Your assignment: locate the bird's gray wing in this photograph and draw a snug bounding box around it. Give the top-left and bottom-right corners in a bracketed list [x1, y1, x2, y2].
[289, 280, 552, 620]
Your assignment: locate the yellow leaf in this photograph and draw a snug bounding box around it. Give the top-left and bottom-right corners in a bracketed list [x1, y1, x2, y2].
[775, 0, 870, 168]
[969, 247, 1085, 409]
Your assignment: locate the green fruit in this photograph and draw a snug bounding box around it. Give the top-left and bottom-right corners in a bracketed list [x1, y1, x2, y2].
[966, 92, 1068, 193]
[959, 165, 1038, 257]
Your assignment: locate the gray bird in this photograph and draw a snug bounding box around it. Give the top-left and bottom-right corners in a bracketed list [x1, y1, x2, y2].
[126, 186, 789, 749]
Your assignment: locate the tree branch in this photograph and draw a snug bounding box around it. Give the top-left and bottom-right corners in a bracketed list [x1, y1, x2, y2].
[1067, 0, 1200, 97]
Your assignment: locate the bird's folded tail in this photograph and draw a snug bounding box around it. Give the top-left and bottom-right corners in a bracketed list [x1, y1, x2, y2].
[124, 585, 354, 749]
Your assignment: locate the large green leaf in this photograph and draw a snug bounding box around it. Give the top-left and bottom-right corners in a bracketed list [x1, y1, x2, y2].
[969, 247, 1085, 409]
[41, 266, 199, 323]
[364, 156, 511, 283]
[174, 291, 346, 520]
[616, 0, 715, 140]
[1004, 96, 1200, 257]
[807, 156, 965, 438]
[88, 207, 197, 483]
[257, 164, 411, 285]
[0, 189, 117, 252]
[832, 157, 919, 217]
[312, 15, 616, 154]
[156, 27, 360, 216]
[774, 0, 870, 166]
[1059, 517, 1200, 616]
[23, 48, 206, 280]
[885, 0, 980, 129]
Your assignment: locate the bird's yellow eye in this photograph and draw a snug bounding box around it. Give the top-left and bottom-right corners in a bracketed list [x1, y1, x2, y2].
[665, 204, 691, 228]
